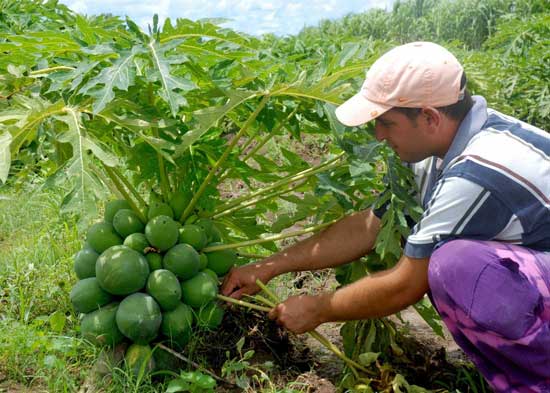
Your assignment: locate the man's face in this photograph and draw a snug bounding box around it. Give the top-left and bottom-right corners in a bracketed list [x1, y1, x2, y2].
[373, 109, 434, 163]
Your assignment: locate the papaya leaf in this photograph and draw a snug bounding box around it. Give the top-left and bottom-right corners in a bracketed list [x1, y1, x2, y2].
[174, 89, 259, 157]
[271, 82, 345, 105]
[7, 97, 66, 155]
[280, 147, 309, 170]
[413, 297, 444, 338]
[54, 109, 113, 222]
[0, 132, 12, 183]
[160, 18, 257, 52]
[146, 40, 196, 116]
[251, 155, 281, 173]
[323, 103, 348, 140]
[358, 351, 380, 366]
[374, 204, 403, 260]
[45, 60, 100, 94]
[79, 46, 143, 114]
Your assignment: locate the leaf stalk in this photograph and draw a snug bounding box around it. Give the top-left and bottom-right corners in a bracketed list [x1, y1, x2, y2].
[212, 152, 345, 214]
[209, 179, 307, 219]
[216, 294, 271, 313]
[202, 218, 340, 252]
[110, 167, 147, 209]
[103, 165, 147, 223]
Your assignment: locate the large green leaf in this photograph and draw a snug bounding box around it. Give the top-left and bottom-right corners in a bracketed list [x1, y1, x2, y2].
[0, 132, 12, 183]
[173, 89, 259, 157]
[53, 109, 114, 219]
[147, 40, 196, 116]
[79, 46, 143, 113]
[4, 97, 66, 155]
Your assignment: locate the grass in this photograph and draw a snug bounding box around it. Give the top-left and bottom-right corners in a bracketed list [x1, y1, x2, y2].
[0, 184, 324, 392]
[0, 184, 92, 390]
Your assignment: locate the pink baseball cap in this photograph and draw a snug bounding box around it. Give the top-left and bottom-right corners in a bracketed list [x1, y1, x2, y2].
[335, 41, 464, 127]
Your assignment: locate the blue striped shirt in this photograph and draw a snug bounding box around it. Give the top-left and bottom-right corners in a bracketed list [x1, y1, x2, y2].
[403, 96, 550, 258]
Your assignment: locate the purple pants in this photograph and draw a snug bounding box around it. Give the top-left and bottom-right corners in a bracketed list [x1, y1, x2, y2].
[428, 239, 550, 393]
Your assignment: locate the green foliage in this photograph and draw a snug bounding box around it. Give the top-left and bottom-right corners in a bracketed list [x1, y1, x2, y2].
[1, 0, 548, 390]
[165, 370, 216, 393]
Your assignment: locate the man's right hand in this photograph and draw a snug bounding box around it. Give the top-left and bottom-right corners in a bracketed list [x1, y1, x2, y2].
[221, 260, 278, 299]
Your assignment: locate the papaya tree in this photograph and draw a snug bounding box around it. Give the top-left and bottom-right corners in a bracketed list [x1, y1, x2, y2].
[0, 1, 445, 390]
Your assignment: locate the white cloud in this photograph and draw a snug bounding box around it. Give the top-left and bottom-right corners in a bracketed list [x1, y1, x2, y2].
[59, 0, 394, 36]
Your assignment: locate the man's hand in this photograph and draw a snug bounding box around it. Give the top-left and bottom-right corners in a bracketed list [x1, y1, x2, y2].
[221, 261, 277, 299]
[268, 293, 330, 334]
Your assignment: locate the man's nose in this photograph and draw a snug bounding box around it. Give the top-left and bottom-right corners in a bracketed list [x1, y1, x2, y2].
[374, 125, 386, 142]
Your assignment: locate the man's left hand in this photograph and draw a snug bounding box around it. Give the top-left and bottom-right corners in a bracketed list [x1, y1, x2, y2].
[268, 293, 330, 334]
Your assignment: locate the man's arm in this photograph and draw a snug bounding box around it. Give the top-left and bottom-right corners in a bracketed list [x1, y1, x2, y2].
[268, 209, 381, 275]
[269, 255, 430, 333]
[221, 209, 381, 298]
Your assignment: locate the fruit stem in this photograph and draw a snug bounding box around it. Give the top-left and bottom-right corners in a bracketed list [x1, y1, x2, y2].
[212, 152, 345, 214]
[202, 218, 341, 252]
[103, 165, 147, 223]
[179, 95, 270, 223]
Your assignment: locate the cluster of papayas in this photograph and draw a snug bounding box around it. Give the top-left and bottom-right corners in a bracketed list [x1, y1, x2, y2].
[70, 194, 241, 374]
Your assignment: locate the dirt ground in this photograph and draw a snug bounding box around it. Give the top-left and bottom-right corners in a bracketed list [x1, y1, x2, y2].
[284, 304, 468, 393]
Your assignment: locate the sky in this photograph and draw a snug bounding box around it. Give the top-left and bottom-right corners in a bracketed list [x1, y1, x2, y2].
[58, 0, 394, 37]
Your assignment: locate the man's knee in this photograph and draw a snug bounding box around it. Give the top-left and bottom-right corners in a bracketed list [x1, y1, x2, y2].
[428, 239, 481, 301]
[428, 239, 542, 339]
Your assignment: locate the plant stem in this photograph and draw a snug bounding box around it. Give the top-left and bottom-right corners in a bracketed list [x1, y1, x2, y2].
[216, 294, 272, 312]
[147, 82, 171, 201]
[202, 218, 340, 252]
[103, 165, 147, 223]
[212, 152, 345, 214]
[244, 294, 275, 308]
[179, 95, 270, 222]
[209, 179, 307, 219]
[254, 280, 280, 304]
[152, 126, 171, 201]
[110, 167, 147, 209]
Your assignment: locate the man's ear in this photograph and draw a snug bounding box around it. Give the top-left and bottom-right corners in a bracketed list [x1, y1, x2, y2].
[421, 107, 441, 130]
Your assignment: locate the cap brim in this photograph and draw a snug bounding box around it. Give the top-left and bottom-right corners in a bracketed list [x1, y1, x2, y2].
[335, 92, 392, 127]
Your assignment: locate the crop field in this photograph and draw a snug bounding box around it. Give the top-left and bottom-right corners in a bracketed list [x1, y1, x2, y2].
[0, 0, 548, 392]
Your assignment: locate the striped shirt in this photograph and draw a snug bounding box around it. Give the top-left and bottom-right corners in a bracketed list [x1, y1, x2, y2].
[403, 95, 550, 258]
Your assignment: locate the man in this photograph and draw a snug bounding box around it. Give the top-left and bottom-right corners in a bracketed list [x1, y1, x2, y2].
[221, 42, 550, 392]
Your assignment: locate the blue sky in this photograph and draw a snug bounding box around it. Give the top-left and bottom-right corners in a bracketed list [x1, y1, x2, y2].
[58, 0, 394, 36]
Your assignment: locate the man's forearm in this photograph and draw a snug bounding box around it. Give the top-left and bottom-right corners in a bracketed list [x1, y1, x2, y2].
[319, 256, 430, 322]
[265, 209, 381, 276]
